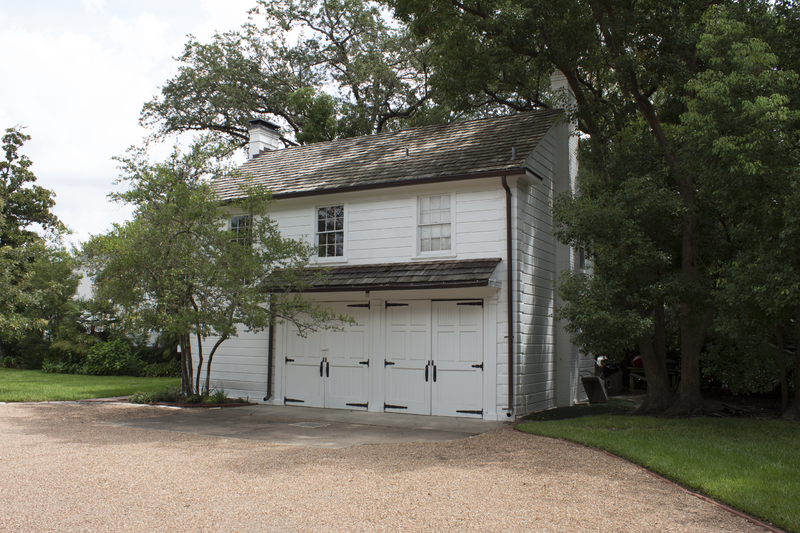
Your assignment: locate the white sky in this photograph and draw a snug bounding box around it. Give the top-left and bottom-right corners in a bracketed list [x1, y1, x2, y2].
[0, 0, 254, 246]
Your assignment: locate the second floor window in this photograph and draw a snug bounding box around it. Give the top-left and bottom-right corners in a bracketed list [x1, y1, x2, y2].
[230, 215, 251, 246]
[419, 195, 451, 252]
[317, 205, 344, 257]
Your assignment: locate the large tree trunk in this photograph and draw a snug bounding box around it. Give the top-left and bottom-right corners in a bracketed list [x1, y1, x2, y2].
[195, 332, 204, 395]
[780, 306, 800, 420]
[634, 302, 674, 415]
[666, 213, 710, 415]
[204, 336, 227, 395]
[179, 332, 194, 397]
[776, 326, 790, 413]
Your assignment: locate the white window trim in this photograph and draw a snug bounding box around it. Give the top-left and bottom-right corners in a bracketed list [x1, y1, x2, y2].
[312, 202, 348, 264]
[412, 193, 456, 260]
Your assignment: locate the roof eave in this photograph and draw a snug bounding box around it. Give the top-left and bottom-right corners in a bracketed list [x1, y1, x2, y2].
[221, 167, 528, 203]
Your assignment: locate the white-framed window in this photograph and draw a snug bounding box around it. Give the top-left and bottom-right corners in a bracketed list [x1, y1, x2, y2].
[316, 205, 344, 258]
[418, 194, 452, 253]
[230, 215, 252, 246]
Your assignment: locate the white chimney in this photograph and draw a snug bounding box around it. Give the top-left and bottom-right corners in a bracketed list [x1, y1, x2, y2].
[550, 71, 576, 111]
[247, 119, 282, 159]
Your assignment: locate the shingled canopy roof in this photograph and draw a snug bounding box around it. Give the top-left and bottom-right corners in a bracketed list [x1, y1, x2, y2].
[214, 110, 560, 201]
[302, 258, 502, 292]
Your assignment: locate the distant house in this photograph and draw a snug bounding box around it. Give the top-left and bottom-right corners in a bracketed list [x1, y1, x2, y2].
[198, 74, 591, 420]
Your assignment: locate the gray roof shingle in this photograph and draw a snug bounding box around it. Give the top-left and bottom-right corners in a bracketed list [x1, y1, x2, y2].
[304, 258, 502, 292]
[214, 110, 560, 200]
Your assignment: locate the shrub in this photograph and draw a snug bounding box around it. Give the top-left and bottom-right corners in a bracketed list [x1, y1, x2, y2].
[141, 358, 181, 378]
[204, 388, 228, 404]
[128, 386, 181, 404]
[83, 339, 143, 376]
[41, 351, 86, 374]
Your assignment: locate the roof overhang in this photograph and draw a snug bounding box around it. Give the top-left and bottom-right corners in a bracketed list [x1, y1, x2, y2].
[299, 258, 503, 293]
[267, 169, 528, 201]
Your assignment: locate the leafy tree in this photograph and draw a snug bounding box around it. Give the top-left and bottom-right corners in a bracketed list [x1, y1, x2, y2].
[391, 0, 800, 415]
[1, 127, 63, 247]
[83, 139, 344, 395]
[0, 127, 76, 362]
[141, 0, 454, 147]
[684, 6, 800, 418]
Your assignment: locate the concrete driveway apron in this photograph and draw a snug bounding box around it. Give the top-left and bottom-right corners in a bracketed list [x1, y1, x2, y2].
[111, 404, 509, 448]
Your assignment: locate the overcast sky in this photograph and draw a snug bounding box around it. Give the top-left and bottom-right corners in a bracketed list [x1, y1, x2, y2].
[0, 0, 254, 245]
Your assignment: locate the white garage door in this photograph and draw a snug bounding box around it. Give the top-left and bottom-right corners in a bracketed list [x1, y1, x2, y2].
[384, 300, 484, 417]
[283, 302, 371, 409]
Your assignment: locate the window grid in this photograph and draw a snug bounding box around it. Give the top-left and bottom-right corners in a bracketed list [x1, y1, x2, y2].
[230, 215, 251, 246]
[317, 206, 344, 257]
[419, 195, 451, 252]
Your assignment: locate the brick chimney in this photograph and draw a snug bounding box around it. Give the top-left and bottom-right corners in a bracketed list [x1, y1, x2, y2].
[247, 118, 282, 159]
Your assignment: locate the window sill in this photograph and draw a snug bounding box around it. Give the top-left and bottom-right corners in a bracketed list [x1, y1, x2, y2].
[411, 251, 456, 261]
[311, 257, 348, 266]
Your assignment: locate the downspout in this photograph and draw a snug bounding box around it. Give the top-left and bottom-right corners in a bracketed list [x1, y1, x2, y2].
[501, 176, 515, 418]
[264, 296, 275, 402]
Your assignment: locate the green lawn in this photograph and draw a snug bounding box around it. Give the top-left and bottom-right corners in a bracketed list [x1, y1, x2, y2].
[0, 369, 179, 402]
[517, 412, 800, 533]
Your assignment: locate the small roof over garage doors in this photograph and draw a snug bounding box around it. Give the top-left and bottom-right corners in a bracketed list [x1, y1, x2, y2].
[300, 258, 502, 292]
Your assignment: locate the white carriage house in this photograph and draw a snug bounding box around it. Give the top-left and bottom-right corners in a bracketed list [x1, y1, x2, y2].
[201, 83, 591, 420]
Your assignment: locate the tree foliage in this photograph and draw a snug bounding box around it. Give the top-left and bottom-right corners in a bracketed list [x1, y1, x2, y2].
[0, 127, 77, 357]
[1, 127, 63, 248]
[391, 0, 800, 414]
[141, 0, 458, 147]
[83, 139, 346, 395]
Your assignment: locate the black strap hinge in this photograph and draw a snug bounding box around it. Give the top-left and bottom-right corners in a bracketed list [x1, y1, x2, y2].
[456, 409, 483, 415]
[472, 363, 484, 369]
[285, 357, 295, 363]
[346, 403, 368, 408]
[385, 360, 395, 366]
[359, 360, 370, 367]
[457, 301, 484, 307]
[385, 302, 409, 308]
[284, 397, 305, 404]
[348, 303, 370, 308]
[384, 403, 408, 410]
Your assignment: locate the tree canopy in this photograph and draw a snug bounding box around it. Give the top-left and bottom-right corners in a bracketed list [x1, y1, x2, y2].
[141, 0, 464, 147]
[0, 127, 77, 357]
[83, 139, 345, 395]
[390, 0, 800, 415]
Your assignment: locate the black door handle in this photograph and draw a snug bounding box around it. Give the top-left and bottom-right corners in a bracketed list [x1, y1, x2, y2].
[425, 364, 428, 382]
[433, 365, 437, 382]
[326, 361, 330, 377]
[319, 360, 324, 377]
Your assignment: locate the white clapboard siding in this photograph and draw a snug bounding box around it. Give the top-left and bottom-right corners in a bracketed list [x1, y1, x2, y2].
[512, 124, 561, 415]
[193, 329, 270, 401]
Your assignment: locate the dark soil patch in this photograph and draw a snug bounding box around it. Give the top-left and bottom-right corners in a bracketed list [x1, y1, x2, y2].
[701, 388, 783, 420]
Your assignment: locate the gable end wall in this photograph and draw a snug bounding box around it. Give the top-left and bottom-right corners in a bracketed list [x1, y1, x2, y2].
[513, 126, 559, 415]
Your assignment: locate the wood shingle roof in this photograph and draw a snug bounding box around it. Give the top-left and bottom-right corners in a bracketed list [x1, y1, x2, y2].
[304, 258, 502, 292]
[214, 110, 560, 201]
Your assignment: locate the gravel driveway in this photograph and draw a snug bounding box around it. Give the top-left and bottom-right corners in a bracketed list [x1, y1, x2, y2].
[0, 402, 771, 533]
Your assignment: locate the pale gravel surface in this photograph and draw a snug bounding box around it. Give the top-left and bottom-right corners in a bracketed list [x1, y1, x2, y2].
[0, 402, 770, 533]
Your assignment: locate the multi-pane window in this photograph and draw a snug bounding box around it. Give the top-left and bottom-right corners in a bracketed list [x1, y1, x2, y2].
[317, 205, 344, 257]
[230, 215, 251, 245]
[419, 195, 451, 252]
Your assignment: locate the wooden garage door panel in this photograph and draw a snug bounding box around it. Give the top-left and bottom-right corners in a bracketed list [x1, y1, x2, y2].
[284, 359, 324, 407]
[384, 301, 431, 414]
[325, 364, 369, 409]
[283, 303, 371, 409]
[384, 367, 429, 414]
[431, 301, 483, 417]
